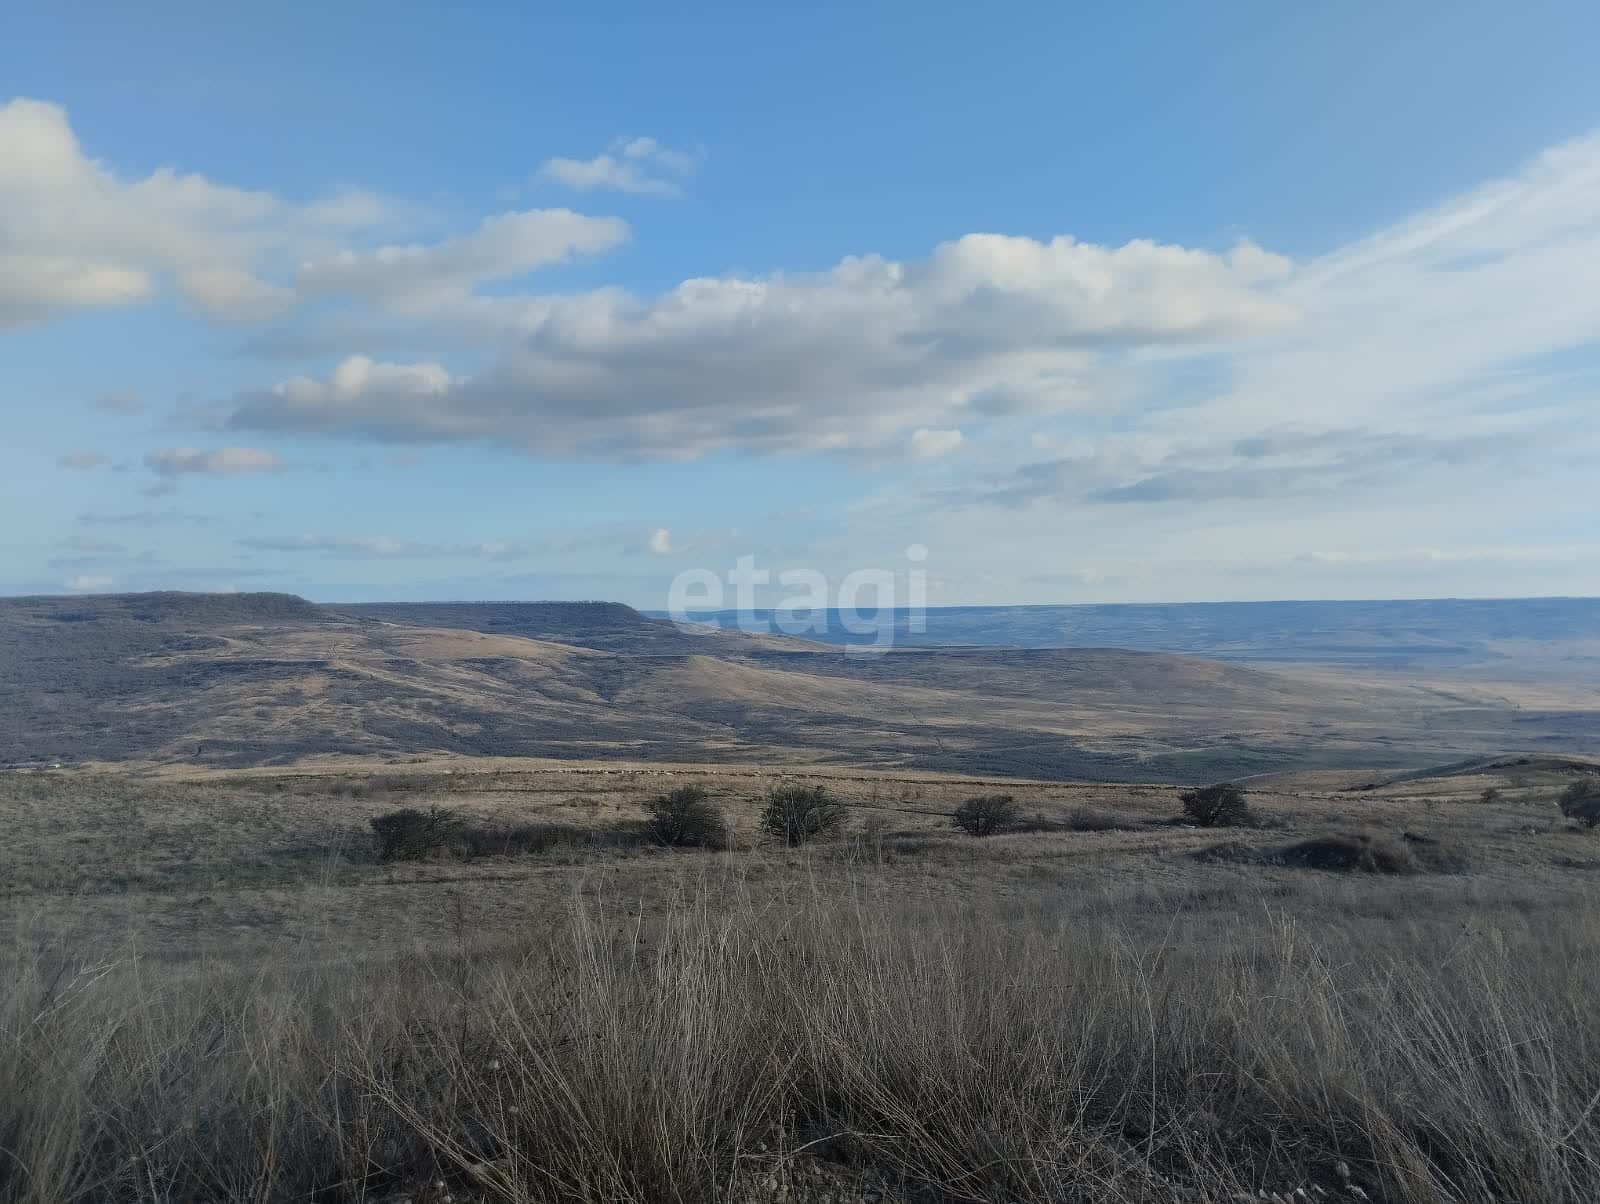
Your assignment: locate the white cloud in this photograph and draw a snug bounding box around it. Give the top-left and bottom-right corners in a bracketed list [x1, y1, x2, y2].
[537, 136, 697, 197]
[0, 98, 625, 329]
[0, 98, 385, 327]
[227, 232, 1294, 458]
[176, 267, 295, 322]
[57, 451, 110, 470]
[145, 446, 284, 476]
[921, 132, 1600, 526]
[296, 210, 628, 307]
[647, 528, 673, 555]
[909, 428, 964, 460]
[17, 96, 1600, 601]
[66, 575, 114, 591]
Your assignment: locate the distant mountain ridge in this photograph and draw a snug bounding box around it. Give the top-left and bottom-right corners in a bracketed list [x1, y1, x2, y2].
[655, 597, 1600, 672]
[337, 600, 815, 654]
[3, 592, 1596, 777]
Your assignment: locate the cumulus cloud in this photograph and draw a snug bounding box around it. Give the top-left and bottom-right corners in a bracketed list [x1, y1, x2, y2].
[65, 575, 114, 591]
[537, 136, 697, 197]
[226, 233, 1295, 458]
[0, 98, 626, 329]
[57, 451, 110, 470]
[0, 98, 389, 327]
[647, 528, 673, 555]
[145, 446, 284, 477]
[909, 428, 964, 460]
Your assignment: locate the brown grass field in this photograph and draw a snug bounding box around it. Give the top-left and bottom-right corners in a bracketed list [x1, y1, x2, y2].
[4, 756, 1600, 1203]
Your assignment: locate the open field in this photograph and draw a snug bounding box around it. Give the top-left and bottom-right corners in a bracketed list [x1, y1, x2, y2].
[5, 755, 1600, 1202]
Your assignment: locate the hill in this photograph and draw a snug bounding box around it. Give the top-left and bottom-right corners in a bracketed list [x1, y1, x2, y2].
[3, 592, 1597, 778]
[336, 600, 812, 654]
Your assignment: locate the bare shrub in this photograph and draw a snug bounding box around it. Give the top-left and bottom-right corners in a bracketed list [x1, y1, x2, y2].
[1560, 779, 1600, 828]
[1179, 781, 1253, 828]
[951, 794, 1018, 836]
[759, 783, 843, 846]
[1279, 833, 1418, 875]
[645, 784, 726, 848]
[1277, 831, 1465, 875]
[369, 806, 465, 861]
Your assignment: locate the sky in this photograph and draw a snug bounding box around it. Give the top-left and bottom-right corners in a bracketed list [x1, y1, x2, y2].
[5, 1, 1600, 608]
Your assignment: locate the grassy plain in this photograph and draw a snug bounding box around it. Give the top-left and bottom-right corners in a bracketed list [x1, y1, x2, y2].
[4, 757, 1599, 1202]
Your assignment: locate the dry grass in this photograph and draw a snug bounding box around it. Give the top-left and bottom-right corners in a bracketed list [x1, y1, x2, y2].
[5, 761, 1600, 1201]
[4, 871, 1600, 1203]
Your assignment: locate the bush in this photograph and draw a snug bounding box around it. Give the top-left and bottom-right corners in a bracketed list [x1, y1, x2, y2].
[951, 794, 1019, 837]
[759, 784, 844, 846]
[1560, 779, 1600, 828]
[1278, 833, 1417, 875]
[1479, 786, 1502, 806]
[645, 785, 726, 848]
[369, 806, 465, 862]
[1179, 782, 1252, 828]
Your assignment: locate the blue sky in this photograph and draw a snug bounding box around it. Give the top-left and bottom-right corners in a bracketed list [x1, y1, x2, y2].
[5, 1, 1600, 606]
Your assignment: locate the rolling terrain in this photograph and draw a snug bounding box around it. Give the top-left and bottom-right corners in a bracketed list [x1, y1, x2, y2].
[4, 591, 1598, 779]
[6, 598, 1600, 1202]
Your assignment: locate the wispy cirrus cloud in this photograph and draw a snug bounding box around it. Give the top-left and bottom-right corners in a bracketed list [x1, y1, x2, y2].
[145, 447, 284, 477]
[77, 509, 213, 527]
[87, 392, 144, 415]
[939, 427, 1546, 509]
[236, 523, 735, 564]
[57, 451, 110, 470]
[909, 428, 965, 461]
[235, 534, 532, 561]
[295, 210, 628, 309]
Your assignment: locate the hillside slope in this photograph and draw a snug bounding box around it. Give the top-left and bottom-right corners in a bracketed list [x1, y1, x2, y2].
[3, 593, 1596, 778]
[337, 600, 816, 654]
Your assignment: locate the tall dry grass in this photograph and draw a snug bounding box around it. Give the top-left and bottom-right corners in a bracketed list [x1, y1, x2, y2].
[3, 871, 1598, 1203]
